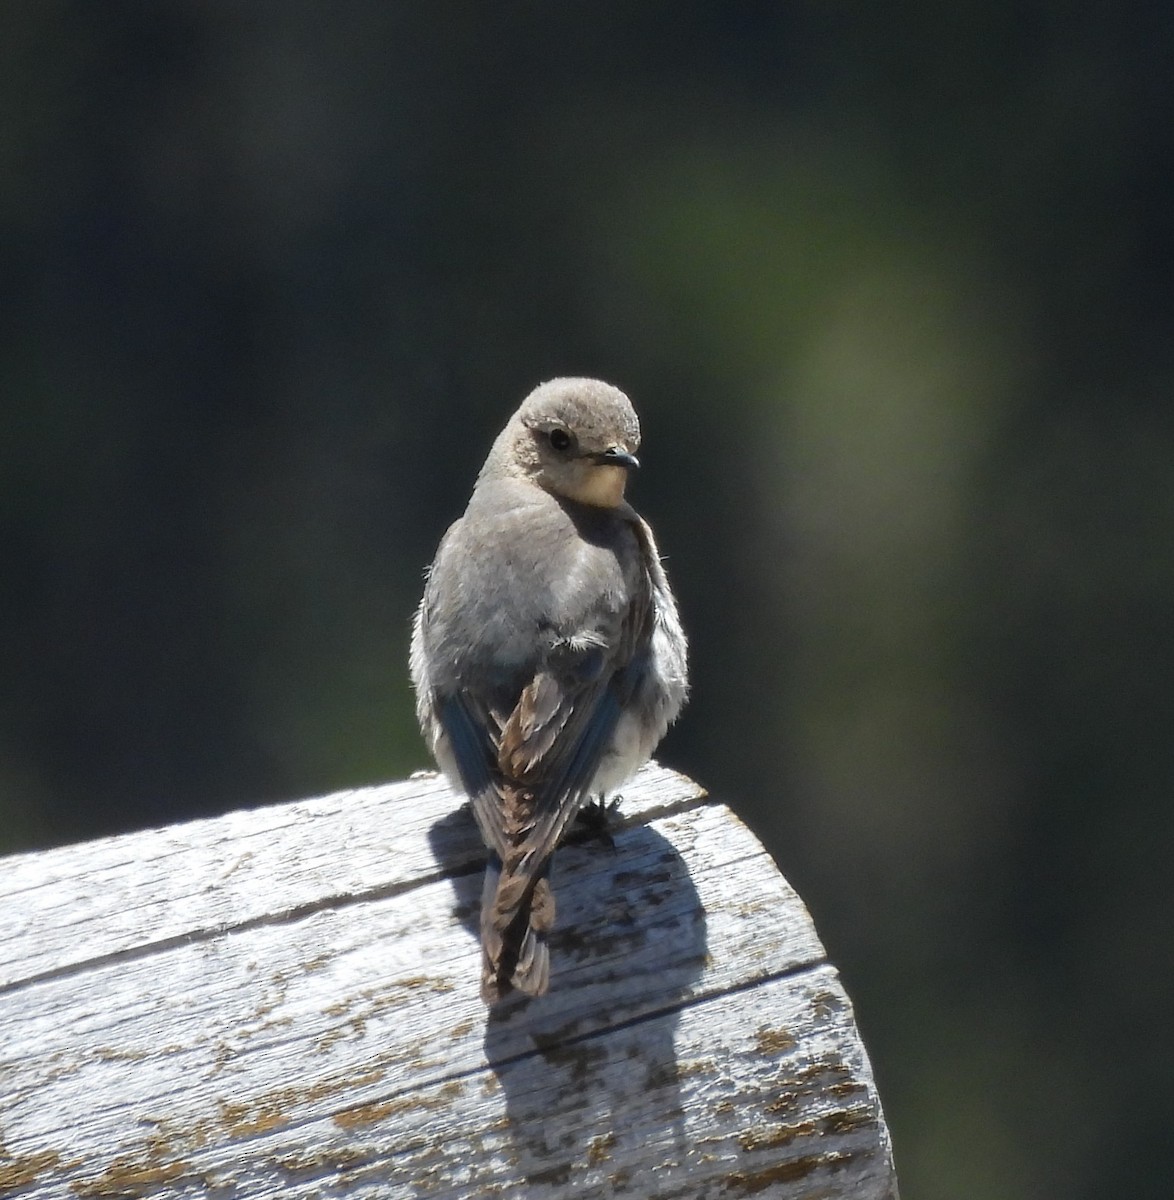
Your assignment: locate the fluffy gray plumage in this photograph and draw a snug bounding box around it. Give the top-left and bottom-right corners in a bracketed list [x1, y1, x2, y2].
[410, 378, 688, 1003]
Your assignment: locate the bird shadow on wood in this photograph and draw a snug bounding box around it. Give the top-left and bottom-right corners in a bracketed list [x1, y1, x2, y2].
[428, 806, 707, 1189]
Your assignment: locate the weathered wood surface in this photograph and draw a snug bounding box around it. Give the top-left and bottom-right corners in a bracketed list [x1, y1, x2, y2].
[0, 763, 897, 1199]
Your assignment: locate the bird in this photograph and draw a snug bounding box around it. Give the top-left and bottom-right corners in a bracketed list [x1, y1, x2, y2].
[410, 377, 688, 1004]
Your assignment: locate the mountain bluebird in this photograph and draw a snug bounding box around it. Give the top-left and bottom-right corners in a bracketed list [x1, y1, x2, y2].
[410, 378, 688, 1003]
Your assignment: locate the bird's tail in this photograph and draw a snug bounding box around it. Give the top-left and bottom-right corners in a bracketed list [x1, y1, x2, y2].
[479, 852, 555, 1005]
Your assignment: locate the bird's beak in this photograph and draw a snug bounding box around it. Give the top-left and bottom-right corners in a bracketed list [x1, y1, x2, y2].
[595, 447, 640, 471]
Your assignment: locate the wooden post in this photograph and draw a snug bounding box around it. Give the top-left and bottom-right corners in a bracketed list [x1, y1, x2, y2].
[0, 763, 898, 1198]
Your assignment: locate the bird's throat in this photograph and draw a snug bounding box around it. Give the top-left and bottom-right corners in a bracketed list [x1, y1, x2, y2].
[565, 464, 629, 509]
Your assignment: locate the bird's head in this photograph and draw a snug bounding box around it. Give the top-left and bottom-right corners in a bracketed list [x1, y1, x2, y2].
[486, 378, 641, 509]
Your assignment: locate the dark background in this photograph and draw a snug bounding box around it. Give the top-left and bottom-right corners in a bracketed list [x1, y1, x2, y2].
[4, 4, 1172, 1197]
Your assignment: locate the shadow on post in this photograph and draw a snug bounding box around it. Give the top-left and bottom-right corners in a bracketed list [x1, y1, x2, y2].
[429, 807, 707, 1187]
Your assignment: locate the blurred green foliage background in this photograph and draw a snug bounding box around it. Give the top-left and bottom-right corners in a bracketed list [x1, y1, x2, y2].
[3, 4, 1172, 1196]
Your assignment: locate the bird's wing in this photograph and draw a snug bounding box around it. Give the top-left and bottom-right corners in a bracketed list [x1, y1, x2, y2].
[437, 650, 621, 870]
[504, 561, 655, 871]
[437, 690, 510, 858]
[497, 665, 623, 871]
[439, 577, 653, 875]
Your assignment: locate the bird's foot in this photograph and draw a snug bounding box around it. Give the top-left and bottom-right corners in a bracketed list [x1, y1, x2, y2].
[575, 794, 623, 849]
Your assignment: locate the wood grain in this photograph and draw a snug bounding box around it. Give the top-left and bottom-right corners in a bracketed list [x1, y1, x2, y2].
[0, 762, 897, 1198]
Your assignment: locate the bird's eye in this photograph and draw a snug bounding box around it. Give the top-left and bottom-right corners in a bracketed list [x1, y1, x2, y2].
[547, 428, 572, 452]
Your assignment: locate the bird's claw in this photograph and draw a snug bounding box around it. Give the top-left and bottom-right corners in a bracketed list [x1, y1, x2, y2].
[576, 794, 623, 849]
